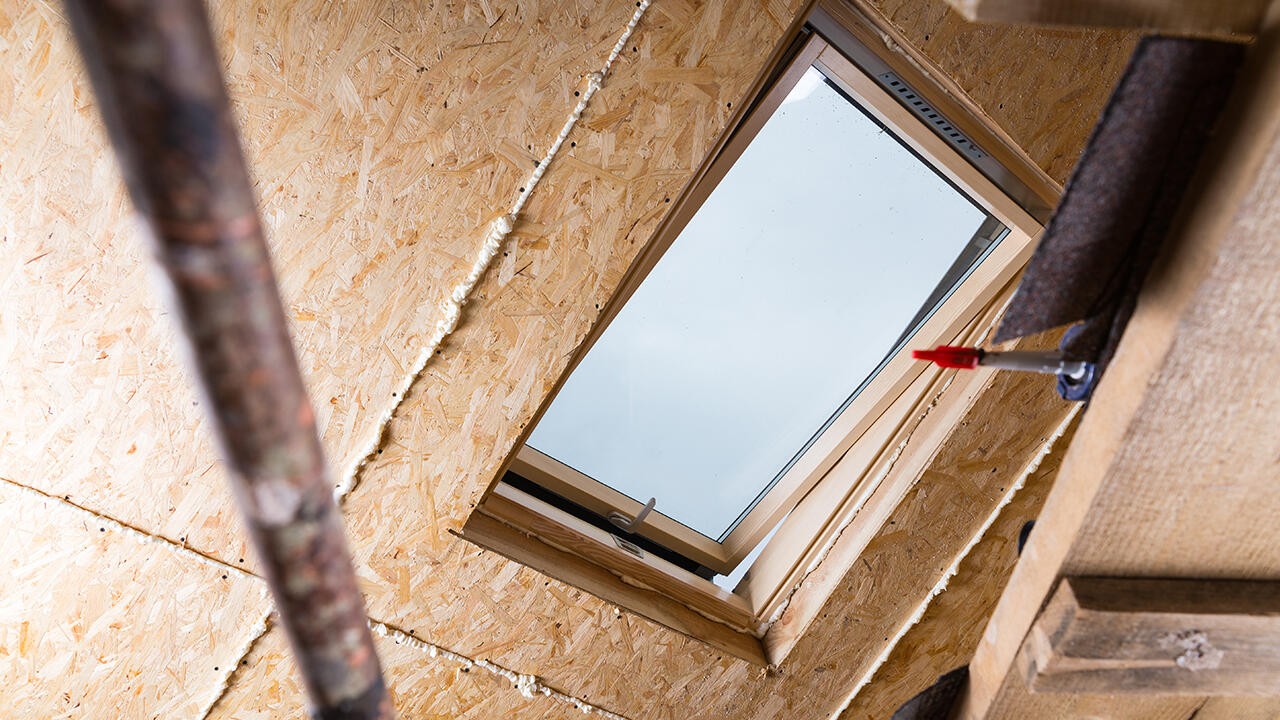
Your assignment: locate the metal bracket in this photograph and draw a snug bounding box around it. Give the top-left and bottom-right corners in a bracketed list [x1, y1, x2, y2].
[607, 496, 656, 534]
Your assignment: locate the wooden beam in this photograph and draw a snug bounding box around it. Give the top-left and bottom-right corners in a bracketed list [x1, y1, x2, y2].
[458, 511, 769, 667]
[944, 0, 1268, 39]
[1020, 578, 1280, 696]
[961, 2, 1280, 717]
[481, 484, 757, 632]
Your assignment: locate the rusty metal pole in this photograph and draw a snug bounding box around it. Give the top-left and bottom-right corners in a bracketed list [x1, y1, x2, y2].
[61, 1, 391, 717]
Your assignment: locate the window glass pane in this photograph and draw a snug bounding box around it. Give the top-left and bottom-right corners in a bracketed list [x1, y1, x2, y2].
[528, 66, 1000, 540]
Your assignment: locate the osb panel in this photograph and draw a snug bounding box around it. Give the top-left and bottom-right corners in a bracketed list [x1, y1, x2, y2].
[0, 483, 271, 718]
[837, 418, 1078, 719]
[0, 0, 1139, 718]
[0, 0, 634, 569]
[207, 624, 589, 719]
[331, 3, 1112, 720]
[870, 0, 1139, 184]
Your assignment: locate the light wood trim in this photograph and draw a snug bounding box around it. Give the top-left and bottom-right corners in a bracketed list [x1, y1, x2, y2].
[718, 222, 1036, 563]
[739, 364, 949, 608]
[485, 483, 756, 631]
[512, 36, 1042, 576]
[757, 289, 1014, 663]
[1020, 577, 1280, 695]
[943, 0, 1266, 40]
[764, 367, 996, 663]
[739, 282, 1012, 618]
[460, 512, 767, 666]
[510, 446, 731, 571]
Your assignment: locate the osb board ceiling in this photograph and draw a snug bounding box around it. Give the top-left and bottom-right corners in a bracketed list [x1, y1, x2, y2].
[1, 0, 639, 574]
[836, 417, 1079, 719]
[0, 484, 272, 717]
[0, 0, 1135, 717]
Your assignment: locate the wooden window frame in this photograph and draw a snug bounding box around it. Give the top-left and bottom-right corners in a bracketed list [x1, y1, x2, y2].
[463, 0, 1050, 666]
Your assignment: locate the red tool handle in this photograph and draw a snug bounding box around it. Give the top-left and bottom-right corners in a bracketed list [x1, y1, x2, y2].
[911, 345, 983, 369]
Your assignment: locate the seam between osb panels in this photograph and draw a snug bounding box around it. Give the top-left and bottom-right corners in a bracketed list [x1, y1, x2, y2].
[195, 4, 656, 717]
[0, 475, 260, 583]
[330, 0, 654, 506]
[371, 620, 636, 720]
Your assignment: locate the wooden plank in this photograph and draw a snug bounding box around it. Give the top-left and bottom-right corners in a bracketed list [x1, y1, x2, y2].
[510, 446, 730, 571]
[481, 483, 758, 633]
[460, 512, 768, 666]
[1021, 578, 1280, 696]
[963, 3, 1280, 718]
[944, 0, 1268, 39]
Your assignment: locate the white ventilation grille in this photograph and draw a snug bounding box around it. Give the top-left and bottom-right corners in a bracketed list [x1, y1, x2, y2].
[879, 72, 985, 161]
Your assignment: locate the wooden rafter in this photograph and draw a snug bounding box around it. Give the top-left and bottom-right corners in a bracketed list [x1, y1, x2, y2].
[961, 5, 1280, 717]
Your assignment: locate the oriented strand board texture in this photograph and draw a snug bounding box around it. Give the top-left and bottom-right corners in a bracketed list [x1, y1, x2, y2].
[0, 482, 271, 718]
[208, 625, 591, 719]
[0, 0, 1138, 716]
[0, 0, 635, 571]
[837, 417, 1078, 719]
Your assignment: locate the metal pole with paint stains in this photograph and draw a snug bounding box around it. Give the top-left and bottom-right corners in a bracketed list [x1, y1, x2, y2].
[60, 1, 391, 716]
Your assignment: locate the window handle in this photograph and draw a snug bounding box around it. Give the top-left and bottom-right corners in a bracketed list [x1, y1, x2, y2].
[608, 497, 656, 533]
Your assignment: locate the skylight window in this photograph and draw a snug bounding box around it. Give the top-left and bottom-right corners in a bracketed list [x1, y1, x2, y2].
[526, 66, 1004, 544]
[465, 18, 1045, 663]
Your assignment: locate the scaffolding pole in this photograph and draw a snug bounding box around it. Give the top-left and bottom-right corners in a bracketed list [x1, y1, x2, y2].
[61, 1, 391, 717]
